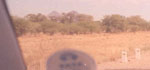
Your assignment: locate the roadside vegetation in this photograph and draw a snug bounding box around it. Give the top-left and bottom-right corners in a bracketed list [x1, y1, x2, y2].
[11, 11, 150, 36]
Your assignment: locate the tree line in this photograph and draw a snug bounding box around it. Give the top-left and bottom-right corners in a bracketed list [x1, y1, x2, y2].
[12, 11, 150, 36]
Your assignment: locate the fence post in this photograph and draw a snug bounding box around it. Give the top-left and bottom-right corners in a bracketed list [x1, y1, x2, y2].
[121, 51, 128, 63]
[135, 48, 141, 60]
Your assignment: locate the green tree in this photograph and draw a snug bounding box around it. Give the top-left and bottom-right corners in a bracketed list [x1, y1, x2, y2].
[48, 11, 62, 22]
[25, 13, 47, 22]
[59, 11, 93, 23]
[127, 16, 149, 31]
[40, 20, 62, 35]
[27, 22, 42, 34]
[102, 14, 127, 33]
[77, 14, 93, 22]
[12, 16, 29, 36]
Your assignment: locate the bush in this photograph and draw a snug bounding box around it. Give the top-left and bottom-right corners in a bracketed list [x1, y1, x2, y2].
[127, 16, 149, 31]
[12, 14, 150, 36]
[12, 16, 30, 36]
[102, 15, 127, 33]
[76, 22, 101, 34]
[40, 21, 62, 35]
[27, 22, 42, 34]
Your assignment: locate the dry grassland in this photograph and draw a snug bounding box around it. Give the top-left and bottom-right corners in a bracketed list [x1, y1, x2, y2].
[18, 32, 150, 70]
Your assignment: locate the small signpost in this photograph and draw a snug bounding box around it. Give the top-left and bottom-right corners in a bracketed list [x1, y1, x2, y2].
[135, 48, 141, 60]
[121, 51, 128, 63]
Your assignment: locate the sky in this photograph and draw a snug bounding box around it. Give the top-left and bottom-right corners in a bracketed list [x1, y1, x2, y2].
[6, 0, 150, 21]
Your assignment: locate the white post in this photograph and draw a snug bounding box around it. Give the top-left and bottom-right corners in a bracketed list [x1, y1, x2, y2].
[121, 51, 128, 63]
[135, 48, 141, 60]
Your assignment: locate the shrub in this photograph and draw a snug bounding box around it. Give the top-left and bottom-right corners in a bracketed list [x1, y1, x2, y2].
[102, 15, 127, 33]
[12, 16, 30, 36]
[40, 21, 62, 35]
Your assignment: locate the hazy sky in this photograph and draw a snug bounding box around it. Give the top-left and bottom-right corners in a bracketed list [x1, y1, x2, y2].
[6, 0, 150, 20]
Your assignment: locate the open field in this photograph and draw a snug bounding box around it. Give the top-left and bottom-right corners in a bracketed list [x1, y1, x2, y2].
[18, 31, 150, 70]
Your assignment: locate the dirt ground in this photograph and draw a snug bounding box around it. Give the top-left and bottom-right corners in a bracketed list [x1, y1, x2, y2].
[18, 31, 150, 70]
[98, 51, 150, 70]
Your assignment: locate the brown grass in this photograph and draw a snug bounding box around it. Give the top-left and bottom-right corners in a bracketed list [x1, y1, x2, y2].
[18, 31, 150, 70]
